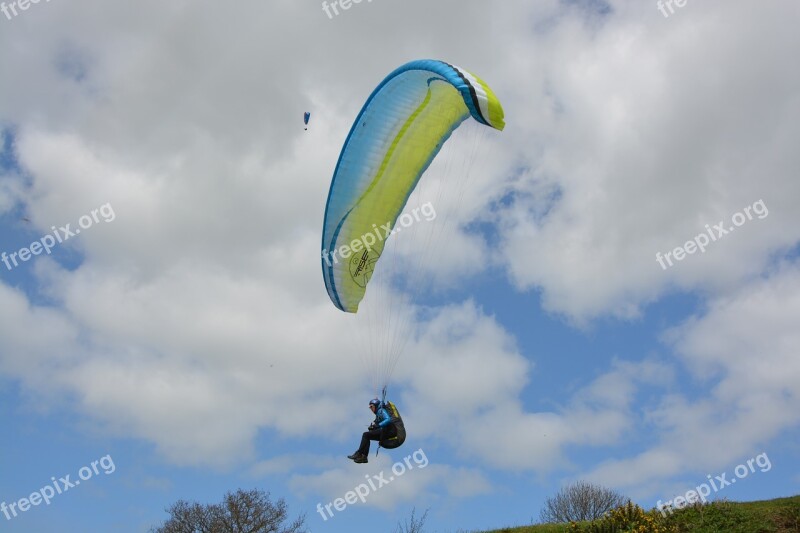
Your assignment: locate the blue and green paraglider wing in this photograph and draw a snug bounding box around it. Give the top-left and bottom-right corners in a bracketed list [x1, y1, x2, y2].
[321, 59, 504, 313]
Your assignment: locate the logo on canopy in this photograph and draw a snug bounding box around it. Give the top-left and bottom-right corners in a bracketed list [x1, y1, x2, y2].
[350, 248, 379, 288]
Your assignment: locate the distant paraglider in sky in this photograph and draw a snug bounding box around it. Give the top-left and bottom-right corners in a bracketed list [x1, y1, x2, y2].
[304, 111, 311, 130]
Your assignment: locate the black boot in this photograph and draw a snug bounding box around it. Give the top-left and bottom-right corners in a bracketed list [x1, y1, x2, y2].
[353, 453, 368, 464]
[347, 452, 360, 460]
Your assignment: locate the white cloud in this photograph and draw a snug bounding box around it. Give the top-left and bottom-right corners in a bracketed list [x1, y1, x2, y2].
[454, 359, 672, 471]
[288, 452, 490, 511]
[584, 262, 800, 494]
[493, 0, 800, 321]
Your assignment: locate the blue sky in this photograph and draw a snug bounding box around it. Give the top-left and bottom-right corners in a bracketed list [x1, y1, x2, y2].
[1, 1, 799, 532]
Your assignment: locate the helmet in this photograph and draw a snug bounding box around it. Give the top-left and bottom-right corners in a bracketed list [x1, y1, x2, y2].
[369, 399, 381, 408]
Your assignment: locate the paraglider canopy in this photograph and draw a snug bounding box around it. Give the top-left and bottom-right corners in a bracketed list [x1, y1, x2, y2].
[319, 58, 504, 396]
[304, 111, 311, 130]
[321, 59, 504, 313]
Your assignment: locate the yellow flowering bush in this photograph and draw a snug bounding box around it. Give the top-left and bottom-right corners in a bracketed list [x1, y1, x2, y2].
[568, 501, 677, 533]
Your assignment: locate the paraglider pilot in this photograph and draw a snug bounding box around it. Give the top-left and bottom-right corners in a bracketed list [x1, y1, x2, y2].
[348, 399, 395, 463]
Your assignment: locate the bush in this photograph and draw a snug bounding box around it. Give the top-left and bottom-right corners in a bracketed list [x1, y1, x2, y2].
[568, 501, 676, 533]
[661, 500, 775, 532]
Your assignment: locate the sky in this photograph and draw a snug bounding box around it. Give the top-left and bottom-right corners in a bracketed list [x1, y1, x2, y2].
[1, 0, 799, 531]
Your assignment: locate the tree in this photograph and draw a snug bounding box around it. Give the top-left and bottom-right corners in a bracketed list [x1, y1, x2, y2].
[539, 481, 628, 523]
[394, 507, 429, 533]
[151, 488, 306, 533]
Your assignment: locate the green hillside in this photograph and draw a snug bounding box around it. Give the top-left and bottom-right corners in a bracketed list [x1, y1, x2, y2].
[479, 495, 800, 533]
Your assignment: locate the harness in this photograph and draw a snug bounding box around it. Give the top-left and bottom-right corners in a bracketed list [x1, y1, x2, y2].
[376, 387, 406, 454]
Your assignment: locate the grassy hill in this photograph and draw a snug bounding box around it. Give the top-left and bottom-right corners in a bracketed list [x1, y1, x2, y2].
[479, 495, 800, 533]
